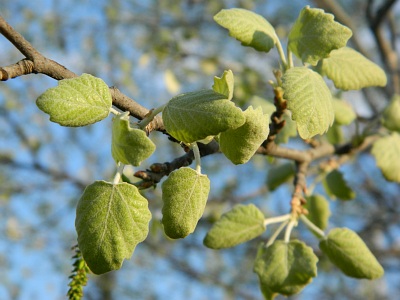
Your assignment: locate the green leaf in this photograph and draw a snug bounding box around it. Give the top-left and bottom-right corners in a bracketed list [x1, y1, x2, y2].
[288, 6, 352, 66]
[75, 181, 151, 274]
[326, 123, 344, 144]
[382, 95, 400, 132]
[219, 106, 270, 164]
[36, 73, 112, 127]
[204, 204, 265, 249]
[266, 162, 295, 191]
[111, 112, 156, 166]
[332, 98, 356, 125]
[304, 194, 330, 231]
[317, 47, 387, 90]
[249, 96, 276, 117]
[323, 169, 355, 200]
[254, 240, 318, 296]
[319, 228, 384, 279]
[371, 133, 400, 182]
[162, 167, 210, 239]
[214, 8, 277, 53]
[162, 90, 245, 143]
[213, 70, 234, 101]
[282, 67, 334, 139]
[275, 112, 298, 144]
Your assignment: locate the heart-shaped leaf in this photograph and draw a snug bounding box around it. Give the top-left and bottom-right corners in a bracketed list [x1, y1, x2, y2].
[36, 73, 112, 127]
[75, 181, 151, 274]
[371, 133, 400, 182]
[111, 112, 156, 166]
[162, 167, 210, 239]
[162, 90, 245, 143]
[319, 228, 384, 279]
[204, 204, 265, 249]
[282, 67, 334, 139]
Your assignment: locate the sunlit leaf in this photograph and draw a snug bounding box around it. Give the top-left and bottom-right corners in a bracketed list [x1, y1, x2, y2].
[320, 228, 384, 279]
[213, 70, 234, 101]
[332, 98, 356, 125]
[36, 73, 112, 127]
[75, 181, 151, 274]
[323, 169, 355, 200]
[214, 8, 277, 53]
[371, 133, 400, 182]
[275, 112, 298, 144]
[382, 95, 400, 132]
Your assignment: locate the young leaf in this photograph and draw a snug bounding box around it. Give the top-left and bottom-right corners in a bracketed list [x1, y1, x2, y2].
[162, 167, 210, 239]
[304, 194, 330, 231]
[111, 112, 156, 166]
[371, 133, 400, 182]
[203, 204, 265, 249]
[282, 67, 334, 139]
[332, 98, 356, 125]
[382, 95, 400, 132]
[317, 47, 387, 90]
[162, 90, 245, 144]
[319, 228, 384, 279]
[248, 96, 276, 117]
[219, 106, 270, 164]
[323, 169, 355, 200]
[266, 162, 295, 191]
[75, 181, 151, 275]
[214, 8, 277, 53]
[213, 70, 234, 101]
[288, 6, 352, 66]
[36, 73, 112, 127]
[254, 240, 318, 296]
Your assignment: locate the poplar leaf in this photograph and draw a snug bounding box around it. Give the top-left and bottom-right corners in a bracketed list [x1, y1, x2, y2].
[304, 194, 330, 231]
[382, 95, 400, 132]
[204, 204, 265, 249]
[111, 112, 156, 166]
[288, 6, 352, 66]
[213, 70, 234, 101]
[162, 167, 210, 239]
[320, 228, 384, 279]
[36, 73, 112, 127]
[371, 133, 400, 182]
[75, 181, 151, 274]
[332, 98, 356, 125]
[214, 8, 277, 53]
[266, 162, 295, 191]
[219, 106, 270, 164]
[323, 169, 355, 200]
[162, 90, 245, 143]
[254, 240, 318, 296]
[282, 67, 334, 139]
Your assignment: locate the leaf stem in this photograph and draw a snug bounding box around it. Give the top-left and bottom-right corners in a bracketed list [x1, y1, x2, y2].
[263, 214, 291, 227]
[191, 142, 202, 173]
[138, 104, 166, 129]
[300, 215, 326, 239]
[287, 49, 294, 69]
[113, 162, 125, 185]
[266, 219, 289, 247]
[275, 37, 288, 70]
[284, 218, 297, 243]
[109, 107, 120, 115]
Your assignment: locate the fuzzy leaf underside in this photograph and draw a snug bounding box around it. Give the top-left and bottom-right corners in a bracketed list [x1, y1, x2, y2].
[204, 204, 265, 249]
[162, 90, 245, 143]
[282, 67, 334, 139]
[214, 8, 277, 53]
[371, 133, 400, 182]
[319, 228, 384, 279]
[75, 181, 151, 274]
[288, 6, 352, 66]
[162, 167, 210, 239]
[36, 73, 112, 127]
[111, 112, 156, 166]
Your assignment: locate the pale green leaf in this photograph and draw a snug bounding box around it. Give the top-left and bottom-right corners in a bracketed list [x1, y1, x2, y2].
[326, 123, 344, 144]
[204, 204, 265, 249]
[275, 112, 298, 144]
[213, 70, 234, 101]
[304, 194, 330, 231]
[317, 47, 387, 90]
[36, 73, 112, 127]
[162, 90, 245, 143]
[266, 162, 295, 191]
[323, 169, 355, 200]
[214, 8, 277, 53]
[75, 181, 151, 274]
[249, 96, 276, 117]
[288, 6, 352, 66]
[282, 67, 334, 139]
[332, 98, 356, 125]
[219, 106, 270, 164]
[111, 112, 156, 166]
[320, 228, 384, 279]
[382, 95, 400, 132]
[371, 133, 400, 182]
[254, 240, 318, 296]
[162, 167, 210, 239]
